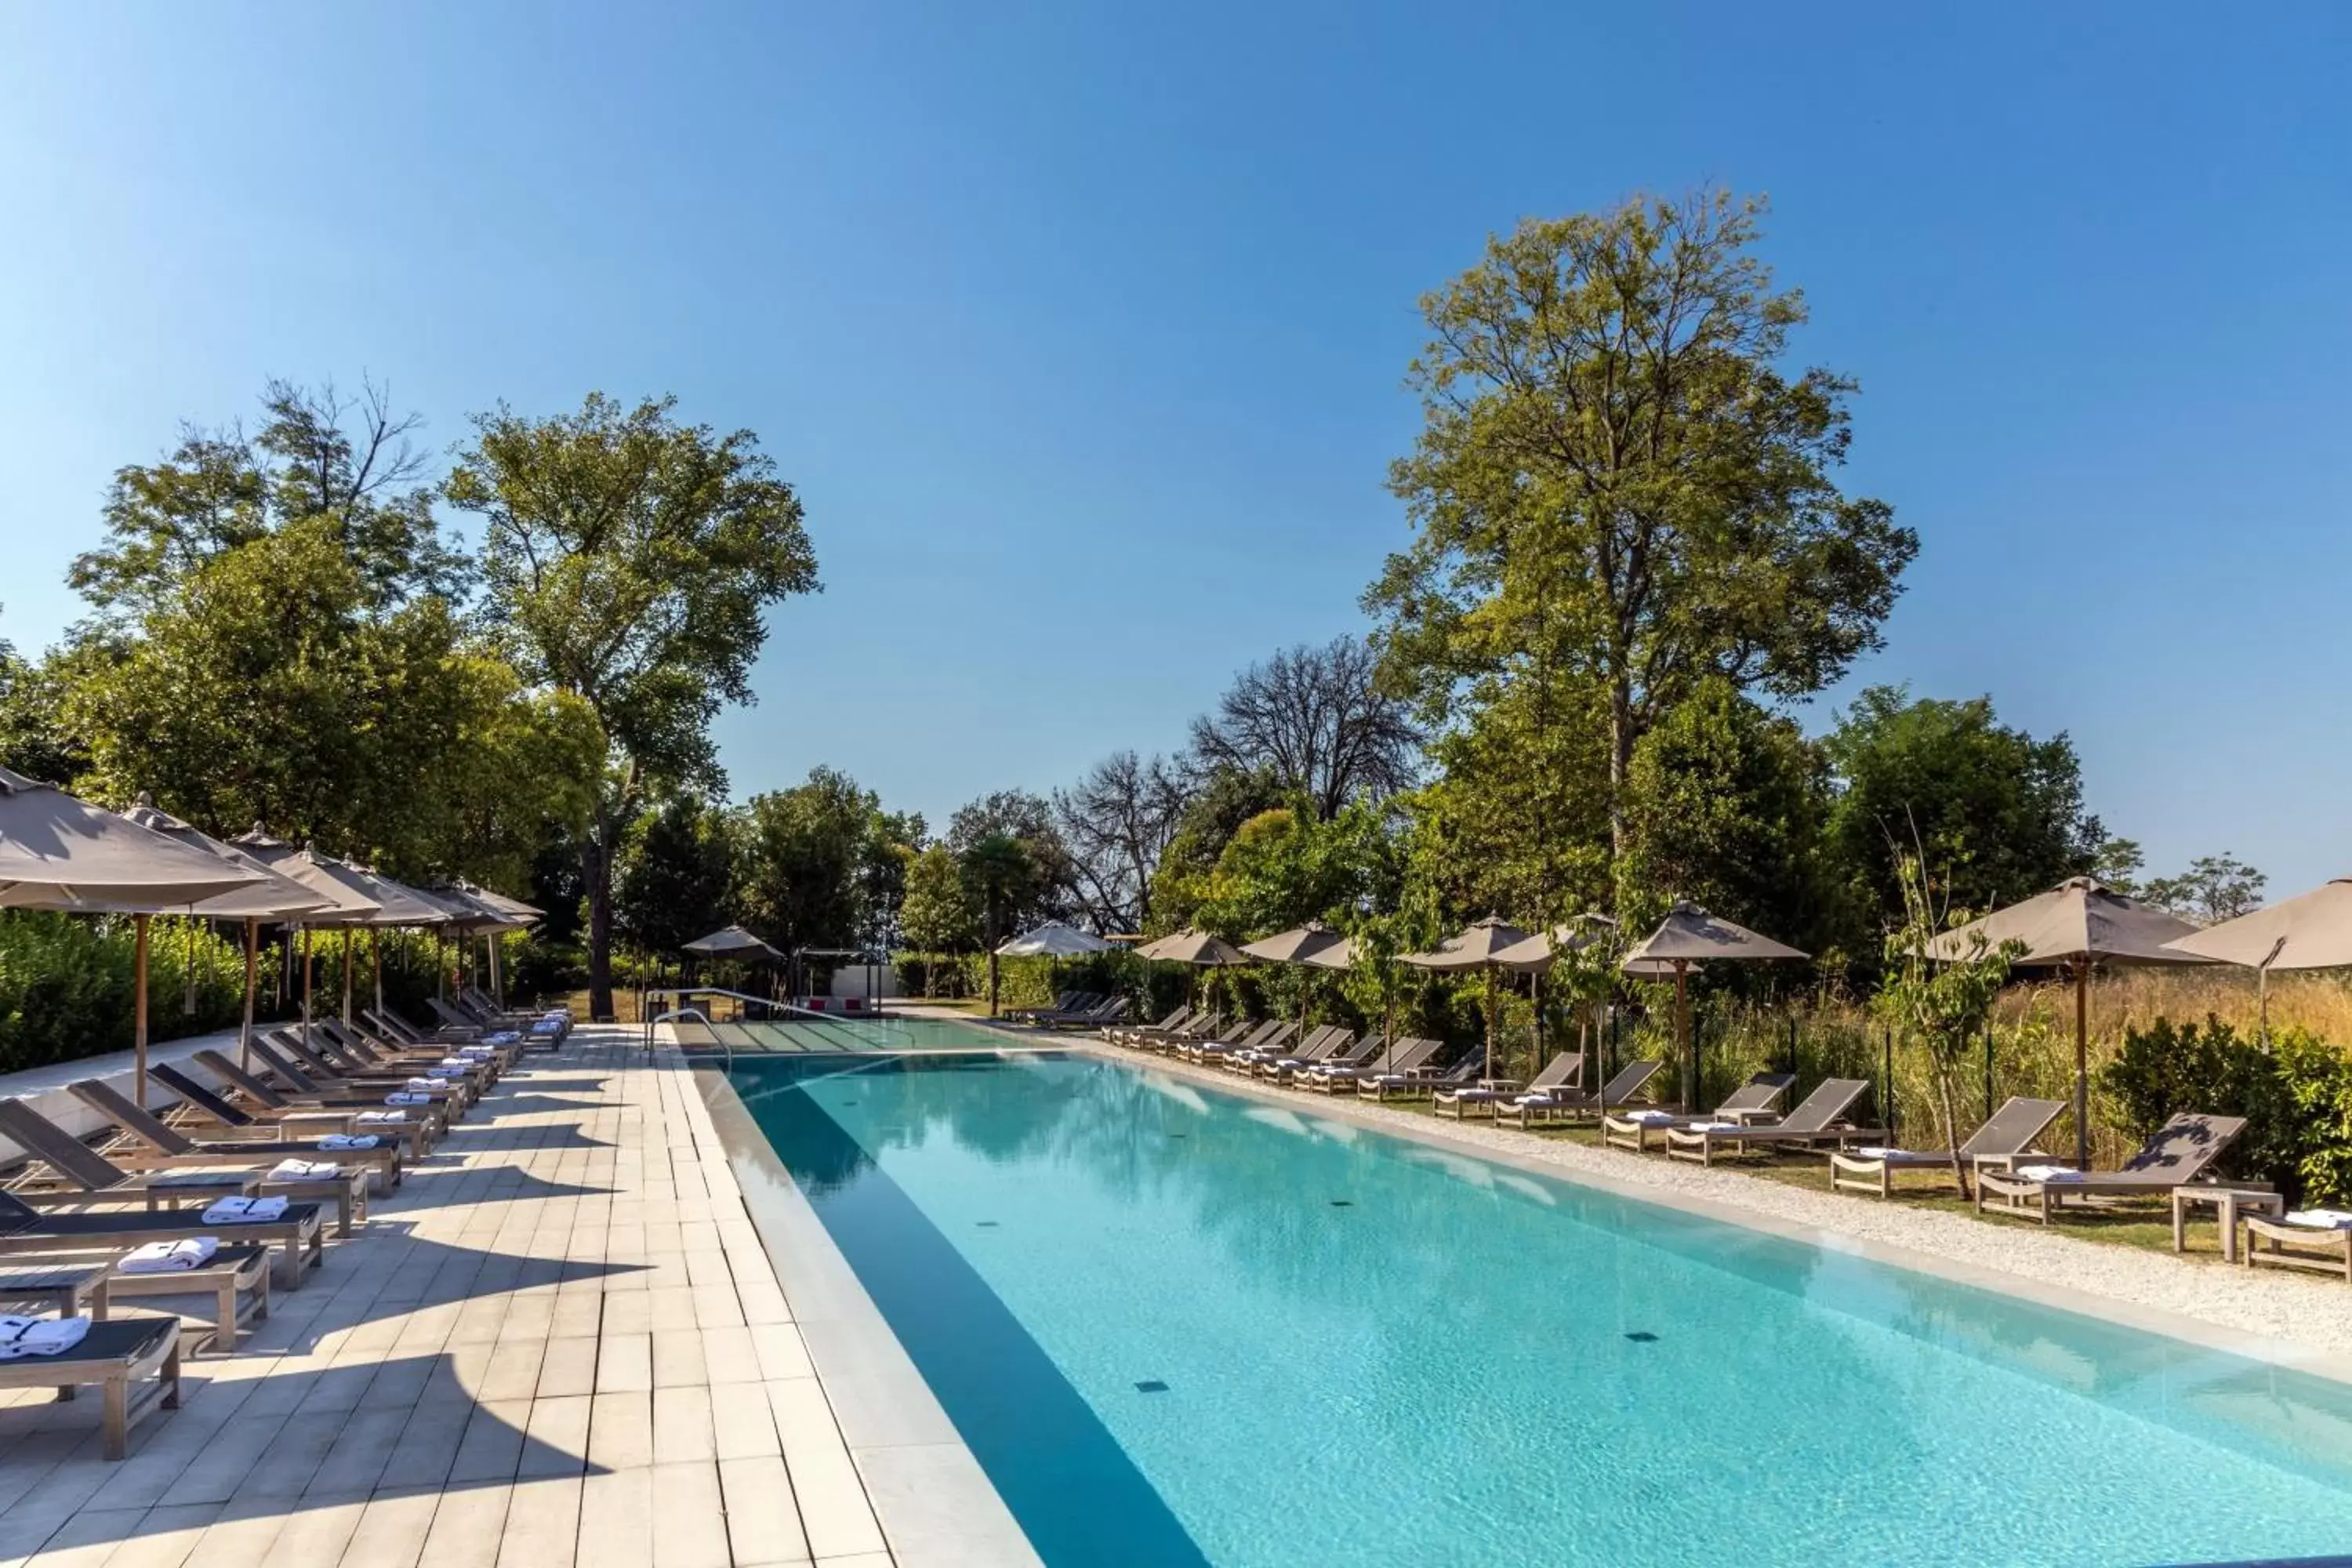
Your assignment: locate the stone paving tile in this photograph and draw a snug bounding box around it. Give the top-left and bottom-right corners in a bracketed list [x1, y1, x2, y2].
[0, 1029, 902, 1566]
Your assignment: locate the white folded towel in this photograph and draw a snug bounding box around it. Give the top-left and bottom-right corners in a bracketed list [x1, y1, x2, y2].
[383, 1092, 431, 1105]
[317, 1134, 380, 1150]
[487, 1031, 521, 1044]
[200, 1195, 289, 1225]
[1684, 1121, 1739, 1133]
[1853, 1147, 1910, 1160]
[437, 1057, 472, 1070]
[458, 1046, 496, 1058]
[2285, 1209, 2352, 1229]
[0, 1315, 90, 1358]
[1623, 1109, 1678, 1124]
[356, 1109, 409, 1123]
[267, 1158, 341, 1181]
[2016, 1164, 2083, 1183]
[531, 1019, 563, 1032]
[120, 1237, 219, 1273]
[404, 1076, 451, 1091]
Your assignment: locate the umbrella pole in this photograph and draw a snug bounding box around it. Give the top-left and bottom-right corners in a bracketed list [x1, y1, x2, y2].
[1675, 963, 1692, 1113]
[1485, 966, 1498, 1083]
[183, 916, 198, 1016]
[373, 931, 383, 1019]
[341, 927, 354, 1026]
[301, 925, 314, 1052]
[240, 918, 260, 1072]
[133, 913, 151, 1110]
[2074, 961, 2090, 1169]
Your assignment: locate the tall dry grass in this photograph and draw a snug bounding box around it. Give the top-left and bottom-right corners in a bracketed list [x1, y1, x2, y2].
[1578, 967, 2352, 1168]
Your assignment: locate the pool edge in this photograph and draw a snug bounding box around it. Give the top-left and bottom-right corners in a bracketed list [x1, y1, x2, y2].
[692, 1055, 1048, 1568]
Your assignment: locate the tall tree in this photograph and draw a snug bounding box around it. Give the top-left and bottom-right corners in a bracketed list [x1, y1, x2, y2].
[614, 794, 741, 956]
[946, 789, 1073, 927]
[1824, 684, 2102, 930]
[1054, 750, 1189, 932]
[1187, 638, 1420, 819]
[2143, 853, 2267, 924]
[735, 768, 880, 958]
[1367, 189, 1915, 896]
[448, 393, 818, 1018]
[958, 833, 1040, 1014]
[898, 844, 979, 993]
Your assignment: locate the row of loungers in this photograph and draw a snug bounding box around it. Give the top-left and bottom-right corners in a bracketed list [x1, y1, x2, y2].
[1098, 1007, 2331, 1258]
[0, 1000, 568, 1457]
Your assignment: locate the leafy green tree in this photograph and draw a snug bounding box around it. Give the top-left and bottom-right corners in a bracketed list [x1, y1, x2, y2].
[0, 633, 81, 786]
[1824, 684, 2102, 932]
[447, 392, 819, 1017]
[737, 768, 887, 959]
[1142, 764, 1287, 933]
[959, 834, 1040, 1014]
[1874, 854, 2022, 1197]
[1616, 679, 1834, 956]
[2143, 853, 2267, 924]
[1368, 188, 1915, 882]
[2089, 835, 2146, 897]
[898, 844, 979, 994]
[615, 794, 740, 956]
[1408, 683, 1614, 927]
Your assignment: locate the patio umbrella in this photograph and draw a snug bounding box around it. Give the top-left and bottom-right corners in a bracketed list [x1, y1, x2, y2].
[1402, 916, 1534, 1083]
[229, 838, 396, 1051]
[1134, 929, 1249, 1014]
[1928, 877, 2205, 1167]
[1490, 915, 1619, 1097]
[1241, 922, 1351, 1042]
[996, 921, 1111, 1014]
[0, 768, 271, 1105]
[996, 921, 1112, 958]
[120, 799, 334, 1091]
[1622, 903, 1807, 1115]
[2164, 880, 2352, 1040]
[684, 924, 786, 962]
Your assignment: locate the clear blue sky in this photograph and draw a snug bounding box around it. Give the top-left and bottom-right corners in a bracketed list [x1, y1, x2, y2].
[2, 3, 2347, 891]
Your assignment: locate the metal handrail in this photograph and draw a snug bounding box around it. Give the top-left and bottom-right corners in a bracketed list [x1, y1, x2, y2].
[642, 985, 905, 1058]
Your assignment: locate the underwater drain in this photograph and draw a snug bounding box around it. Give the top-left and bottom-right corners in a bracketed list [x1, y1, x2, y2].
[1134, 1381, 1170, 1394]
[1624, 1331, 1659, 1343]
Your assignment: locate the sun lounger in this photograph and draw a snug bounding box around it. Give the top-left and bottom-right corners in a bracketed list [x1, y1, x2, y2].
[107, 1241, 272, 1355]
[190, 1051, 449, 1148]
[327, 1017, 510, 1080]
[252, 1037, 474, 1116]
[0, 1099, 367, 1239]
[1975, 1113, 2249, 1225]
[1664, 1079, 1882, 1166]
[1828, 1096, 2069, 1197]
[0, 1185, 323, 1287]
[1220, 1022, 1300, 1072]
[156, 1062, 435, 1157]
[69, 1079, 402, 1196]
[264, 1028, 481, 1105]
[1308, 1036, 1443, 1094]
[0, 1316, 181, 1458]
[1499, 1058, 1664, 1128]
[1358, 1047, 1484, 1102]
[1279, 1031, 1378, 1084]
[1601, 1072, 1798, 1151]
[1261, 1027, 1357, 1081]
[1136, 1012, 1224, 1054]
[2244, 1211, 2352, 1281]
[1179, 1019, 1269, 1064]
[1109, 1005, 1192, 1047]
[1007, 991, 1089, 1022]
[1436, 1052, 1584, 1120]
[1048, 996, 1131, 1032]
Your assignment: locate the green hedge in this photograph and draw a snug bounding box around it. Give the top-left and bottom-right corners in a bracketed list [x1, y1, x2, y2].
[0, 910, 259, 1073]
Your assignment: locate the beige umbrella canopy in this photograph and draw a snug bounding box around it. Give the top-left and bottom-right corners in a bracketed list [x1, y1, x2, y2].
[1929, 877, 2205, 1167]
[0, 770, 273, 1105]
[1133, 930, 1249, 966]
[1403, 916, 1534, 1081]
[122, 800, 335, 1080]
[2165, 880, 2352, 972]
[1134, 928, 1250, 1016]
[1623, 902, 1809, 1114]
[1241, 922, 1353, 1044]
[1490, 914, 1617, 973]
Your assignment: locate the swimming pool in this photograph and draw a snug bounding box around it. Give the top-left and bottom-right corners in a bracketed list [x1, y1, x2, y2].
[724, 1050, 2352, 1566]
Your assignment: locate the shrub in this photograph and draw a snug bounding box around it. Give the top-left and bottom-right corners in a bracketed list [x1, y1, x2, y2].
[2099, 1015, 2352, 1203]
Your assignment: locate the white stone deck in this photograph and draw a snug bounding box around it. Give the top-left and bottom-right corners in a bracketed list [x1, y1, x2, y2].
[0, 1028, 898, 1568]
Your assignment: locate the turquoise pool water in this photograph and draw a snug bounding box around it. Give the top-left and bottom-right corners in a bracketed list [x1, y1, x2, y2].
[728, 1051, 2352, 1567]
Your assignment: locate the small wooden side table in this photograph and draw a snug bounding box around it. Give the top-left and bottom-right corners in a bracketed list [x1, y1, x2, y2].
[2171, 1185, 2285, 1263]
